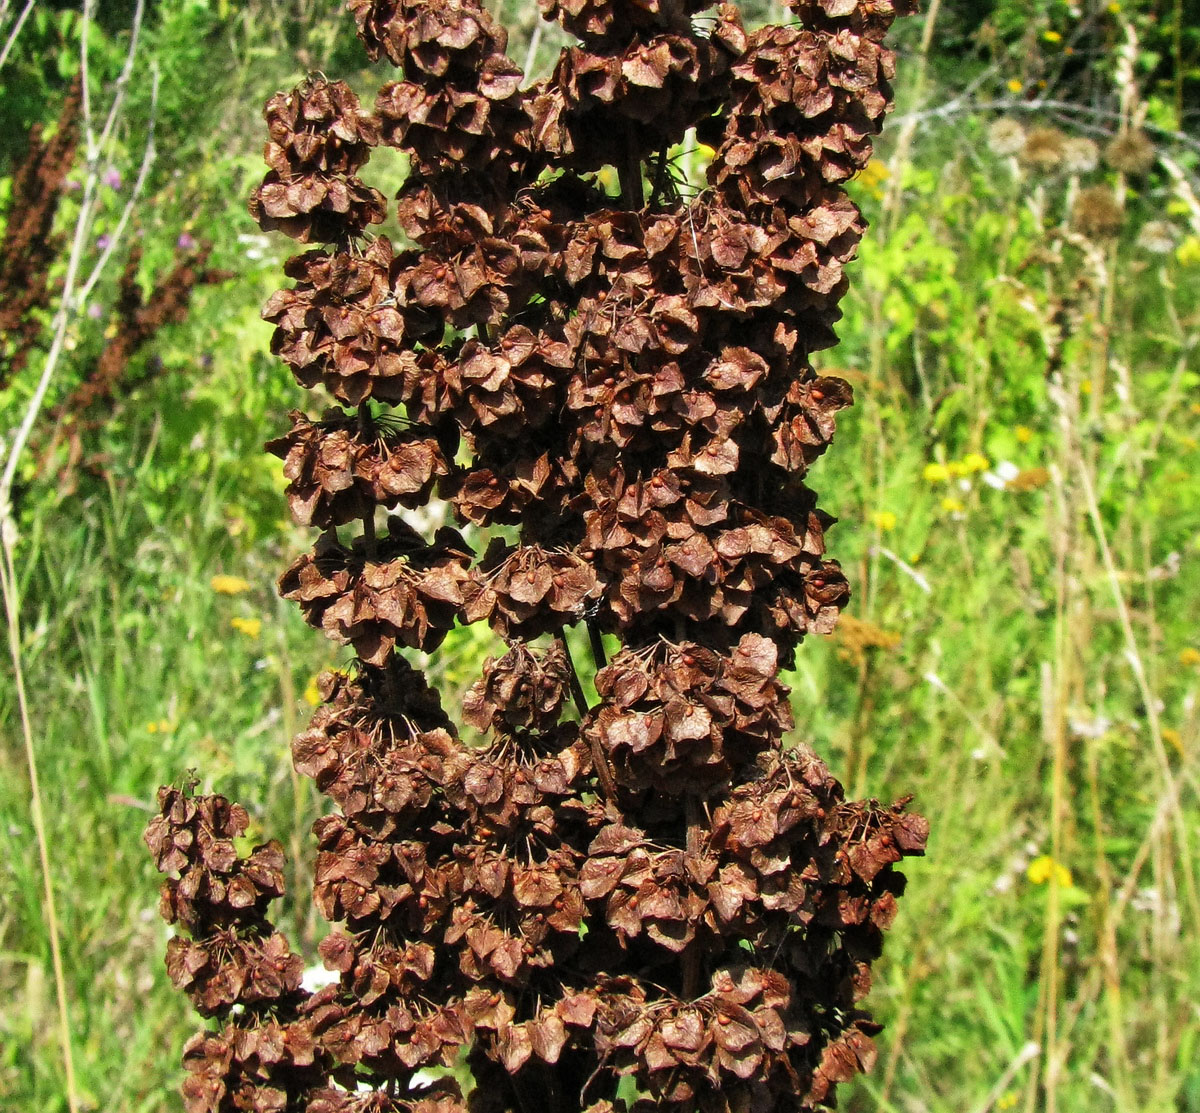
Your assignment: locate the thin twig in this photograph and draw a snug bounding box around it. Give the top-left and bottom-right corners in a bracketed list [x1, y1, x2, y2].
[0, 0, 34, 71]
[91, 0, 147, 164]
[893, 96, 1200, 160]
[522, 21, 543, 81]
[75, 81, 158, 308]
[80, 0, 92, 155]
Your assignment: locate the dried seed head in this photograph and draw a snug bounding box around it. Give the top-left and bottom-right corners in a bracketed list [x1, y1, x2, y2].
[1072, 185, 1124, 239]
[1061, 135, 1099, 174]
[1020, 125, 1068, 170]
[987, 117, 1025, 157]
[1104, 129, 1156, 176]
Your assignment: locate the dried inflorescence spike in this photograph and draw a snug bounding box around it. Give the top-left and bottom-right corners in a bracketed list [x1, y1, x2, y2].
[268, 409, 450, 528]
[538, 0, 710, 41]
[530, 14, 738, 176]
[249, 77, 386, 242]
[0, 77, 83, 388]
[59, 240, 232, 423]
[155, 2, 926, 1110]
[585, 633, 792, 794]
[353, 0, 532, 177]
[279, 521, 474, 661]
[463, 640, 574, 735]
[145, 787, 307, 1021]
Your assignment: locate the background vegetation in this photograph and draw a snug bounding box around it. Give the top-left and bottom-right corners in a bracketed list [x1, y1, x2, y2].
[1, 1, 1198, 1111]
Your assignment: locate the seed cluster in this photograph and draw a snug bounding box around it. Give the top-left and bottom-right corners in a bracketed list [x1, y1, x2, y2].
[150, 2, 925, 1111]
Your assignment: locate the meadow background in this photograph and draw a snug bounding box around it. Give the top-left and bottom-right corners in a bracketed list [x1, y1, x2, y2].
[1, 1, 1198, 1110]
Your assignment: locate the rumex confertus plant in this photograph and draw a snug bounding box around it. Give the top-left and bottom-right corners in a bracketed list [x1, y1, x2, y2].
[146, 2, 928, 1111]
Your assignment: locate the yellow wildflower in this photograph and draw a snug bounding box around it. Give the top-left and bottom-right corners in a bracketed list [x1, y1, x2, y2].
[1015, 425, 1034, 443]
[304, 677, 323, 706]
[998, 1092, 1019, 1112]
[1007, 79, 1023, 94]
[859, 160, 890, 188]
[231, 616, 263, 639]
[211, 574, 252, 595]
[1107, 1, 1121, 12]
[1080, 378, 1093, 395]
[1162, 727, 1184, 756]
[923, 462, 951, 482]
[1027, 855, 1072, 887]
[146, 719, 174, 734]
[947, 460, 969, 479]
[962, 452, 990, 473]
[941, 497, 965, 513]
[1180, 648, 1200, 667]
[871, 510, 898, 532]
[1043, 30, 1062, 43]
[1176, 236, 1200, 267]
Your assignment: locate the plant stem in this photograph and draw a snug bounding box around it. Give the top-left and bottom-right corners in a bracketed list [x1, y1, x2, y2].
[275, 605, 313, 944]
[560, 634, 590, 719]
[682, 794, 704, 999]
[1174, 0, 1184, 127]
[562, 635, 617, 802]
[0, 534, 80, 1113]
[649, 146, 669, 206]
[619, 135, 644, 211]
[0, 0, 34, 70]
[358, 408, 378, 557]
[586, 619, 607, 671]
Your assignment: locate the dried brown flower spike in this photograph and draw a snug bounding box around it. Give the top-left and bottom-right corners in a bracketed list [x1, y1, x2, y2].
[150, 2, 927, 1110]
[0, 77, 82, 388]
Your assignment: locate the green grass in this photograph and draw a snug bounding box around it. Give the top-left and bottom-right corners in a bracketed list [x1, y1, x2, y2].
[2, 3, 1200, 1112]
